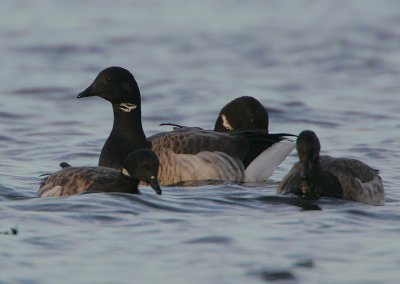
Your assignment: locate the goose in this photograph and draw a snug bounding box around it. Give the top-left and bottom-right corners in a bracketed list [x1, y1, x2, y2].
[38, 148, 161, 197]
[277, 130, 384, 205]
[77, 66, 294, 185]
[159, 96, 295, 182]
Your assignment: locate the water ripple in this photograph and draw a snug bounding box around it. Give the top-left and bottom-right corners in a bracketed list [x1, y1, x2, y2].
[13, 44, 104, 55]
[184, 236, 232, 245]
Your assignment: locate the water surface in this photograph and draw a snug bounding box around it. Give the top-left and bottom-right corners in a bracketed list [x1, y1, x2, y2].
[1, 1, 399, 283]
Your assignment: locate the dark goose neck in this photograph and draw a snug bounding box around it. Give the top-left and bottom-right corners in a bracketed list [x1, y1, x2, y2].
[99, 104, 151, 169]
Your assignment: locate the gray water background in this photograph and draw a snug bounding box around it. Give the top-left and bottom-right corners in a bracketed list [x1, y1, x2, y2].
[0, 1, 399, 283]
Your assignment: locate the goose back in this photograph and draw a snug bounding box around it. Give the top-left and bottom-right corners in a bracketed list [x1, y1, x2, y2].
[38, 167, 127, 197]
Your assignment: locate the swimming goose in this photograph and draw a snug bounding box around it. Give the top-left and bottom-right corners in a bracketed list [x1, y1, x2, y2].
[161, 96, 295, 181]
[277, 130, 384, 205]
[77, 66, 294, 185]
[38, 148, 161, 197]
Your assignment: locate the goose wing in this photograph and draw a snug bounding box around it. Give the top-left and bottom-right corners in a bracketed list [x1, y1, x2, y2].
[320, 156, 384, 205]
[149, 127, 249, 158]
[320, 156, 379, 182]
[149, 127, 290, 167]
[38, 167, 118, 197]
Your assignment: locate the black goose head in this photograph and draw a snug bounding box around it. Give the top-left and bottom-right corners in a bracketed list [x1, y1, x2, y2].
[121, 148, 161, 195]
[214, 96, 269, 132]
[296, 130, 321, 198]
[78, 66, 141, 111]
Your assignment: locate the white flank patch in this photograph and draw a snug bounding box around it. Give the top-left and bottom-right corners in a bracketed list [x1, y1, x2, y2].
[245, 141, 295, 182]
[122, 168, 131, 177]
[221, 114, 233, 130]
[118, 103, 137, 113]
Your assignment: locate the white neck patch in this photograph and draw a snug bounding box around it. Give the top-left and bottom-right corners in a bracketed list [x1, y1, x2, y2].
[122, 168, 132, 177]
[118, 103, 137, 113]
[221, 114, 234, 130]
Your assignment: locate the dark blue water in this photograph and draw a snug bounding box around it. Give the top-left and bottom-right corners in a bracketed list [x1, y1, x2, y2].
[1, 1, 399, 283]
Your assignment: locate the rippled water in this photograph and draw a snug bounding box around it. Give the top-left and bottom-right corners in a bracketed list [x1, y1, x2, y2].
[1, 1, 400, 283]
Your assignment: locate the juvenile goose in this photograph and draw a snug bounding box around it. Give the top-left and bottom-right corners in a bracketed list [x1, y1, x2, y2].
[277, 130, 384, 205]
[77, 66, 294, 185]
[38, 148, 161, 197]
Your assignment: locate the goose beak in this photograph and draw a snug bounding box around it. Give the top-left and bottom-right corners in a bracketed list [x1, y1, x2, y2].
[77, 85, 97, 98]
[149, 176, 162, 195]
